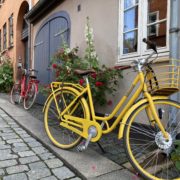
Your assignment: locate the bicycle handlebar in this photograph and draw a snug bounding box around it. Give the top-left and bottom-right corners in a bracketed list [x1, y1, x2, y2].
[131, 39, 158, 69]
[142, 38, 157, 53]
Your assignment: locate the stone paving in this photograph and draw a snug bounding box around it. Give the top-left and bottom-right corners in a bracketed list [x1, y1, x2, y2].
[0, 108, 82, 180]
[28, 104, 129, 167]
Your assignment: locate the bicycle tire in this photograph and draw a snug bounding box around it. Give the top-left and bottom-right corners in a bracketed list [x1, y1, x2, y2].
[10, 84, 21, 104]
[124, 99, 180, 180]
[44, 87, 89, 149]
[23, 82, 37, 110]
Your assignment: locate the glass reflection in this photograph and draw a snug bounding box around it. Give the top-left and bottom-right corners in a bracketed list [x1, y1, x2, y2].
[147, 0, 167, 48]
[124, 6, 138, 32]
[123, 30, 137, 54]
[124, 0, 138, 9]
[147, 22, 166, 47]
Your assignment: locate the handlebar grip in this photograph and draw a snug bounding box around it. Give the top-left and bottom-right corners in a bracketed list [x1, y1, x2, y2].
[142, 38, 157, 53]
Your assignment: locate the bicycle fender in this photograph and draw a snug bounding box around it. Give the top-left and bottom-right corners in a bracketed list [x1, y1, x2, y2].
[43, 86, 85, 113]
[118, 96, 168, 139]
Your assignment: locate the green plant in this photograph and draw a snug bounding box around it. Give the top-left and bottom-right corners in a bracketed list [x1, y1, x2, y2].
[0, 54, 13, 92]
[44, 17, 123, 106]
[171, 140, 180, 170]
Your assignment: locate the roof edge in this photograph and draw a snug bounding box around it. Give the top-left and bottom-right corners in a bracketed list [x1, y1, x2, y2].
[25, 0, 62, 23]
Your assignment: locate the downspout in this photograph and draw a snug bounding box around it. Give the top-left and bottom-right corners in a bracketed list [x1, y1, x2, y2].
[169, 0, 180, 124]
[27, 1, 32, 70]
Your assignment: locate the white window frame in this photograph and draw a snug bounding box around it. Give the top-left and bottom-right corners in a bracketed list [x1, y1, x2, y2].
[148, 11, 159, 36]
[118, 0, 170, 64]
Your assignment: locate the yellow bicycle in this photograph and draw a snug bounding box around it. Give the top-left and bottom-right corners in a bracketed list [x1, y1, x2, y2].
[43, 39, 180, 180]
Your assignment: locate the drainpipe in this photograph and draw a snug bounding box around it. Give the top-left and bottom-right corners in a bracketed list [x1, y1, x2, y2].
[28, 1, 32, 69]
[169, 0, 180, 124]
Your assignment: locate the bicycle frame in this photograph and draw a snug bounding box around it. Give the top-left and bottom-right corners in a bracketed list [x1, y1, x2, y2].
[20, 74, 39, 98]
[46, 70, 169, 141]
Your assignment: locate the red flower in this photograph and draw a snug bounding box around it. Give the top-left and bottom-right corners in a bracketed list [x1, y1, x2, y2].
[79, 79, 85, 86]
[95, 81, 104, 87]
[52, 64, 57, 69]
[56, 71, 60, 77]
[107, 100, 113, 106]
[91, 73, 97, 79]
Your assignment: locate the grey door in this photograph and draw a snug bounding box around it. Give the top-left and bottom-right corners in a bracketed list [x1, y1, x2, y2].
[34, 12, 70, 104]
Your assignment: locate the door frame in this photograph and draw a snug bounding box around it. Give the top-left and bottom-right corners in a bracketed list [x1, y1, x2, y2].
[34, 11, 71, 46]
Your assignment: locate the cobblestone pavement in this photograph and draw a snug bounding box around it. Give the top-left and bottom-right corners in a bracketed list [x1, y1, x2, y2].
[0, 108, 82, 180]
[28, 104, 129, 167]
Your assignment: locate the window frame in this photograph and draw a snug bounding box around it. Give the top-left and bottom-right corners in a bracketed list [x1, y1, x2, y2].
[3, 23, 7, 50]
[118, 0, 170, 64]
[8, 13, 14, 47]
[148, 11, 159, 36]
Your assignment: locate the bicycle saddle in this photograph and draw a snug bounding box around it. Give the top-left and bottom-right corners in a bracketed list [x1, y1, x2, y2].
[74, 69, 95, 76]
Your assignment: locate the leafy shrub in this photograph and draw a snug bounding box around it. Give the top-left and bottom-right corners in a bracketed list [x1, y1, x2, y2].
[0, 54, 13, 92]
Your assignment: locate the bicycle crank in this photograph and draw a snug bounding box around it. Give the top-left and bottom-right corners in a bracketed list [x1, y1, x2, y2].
[77, 125, 99, 152]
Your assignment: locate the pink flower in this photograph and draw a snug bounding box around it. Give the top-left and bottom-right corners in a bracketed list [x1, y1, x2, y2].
[95, 82, 104, 87]
[79, 79, 85, 86]
[52, 64, 57, 69]
[107, 100, 112, 106]
[91, 73, 97, 79]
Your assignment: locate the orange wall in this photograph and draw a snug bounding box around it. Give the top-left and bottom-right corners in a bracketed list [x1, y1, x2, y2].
[0, 0, 36, 78]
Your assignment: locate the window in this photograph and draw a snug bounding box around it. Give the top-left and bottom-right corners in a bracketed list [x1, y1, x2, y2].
[148, 12, 159, 36]
[0, 30, 1, 51]
[119, 0, 169, 62]
[123, 0, 139, 54]
[9, 13, 13, 47]
[0, 0, 5, 8]
[3, 23, 7, 50]
[0, 0, 5, 4]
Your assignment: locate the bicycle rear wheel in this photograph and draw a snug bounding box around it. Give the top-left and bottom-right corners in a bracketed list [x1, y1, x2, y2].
[44, 88, 89, 149]
[23, 82, 37, 110]
[10, 84, 21, 104]
[124, 99, 180, 180]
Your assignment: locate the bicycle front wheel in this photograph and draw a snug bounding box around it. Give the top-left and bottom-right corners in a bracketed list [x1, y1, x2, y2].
[124, 99, 180, 180]
[44, 88, 89, 149]
[23, 82, 37, 110]
[10, 84, 21, 104]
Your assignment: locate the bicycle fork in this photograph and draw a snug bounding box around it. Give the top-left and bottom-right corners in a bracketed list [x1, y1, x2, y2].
[145, 92, 169, 140]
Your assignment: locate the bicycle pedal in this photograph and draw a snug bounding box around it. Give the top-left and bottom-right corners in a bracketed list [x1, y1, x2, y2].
[77, 144, 86, 152]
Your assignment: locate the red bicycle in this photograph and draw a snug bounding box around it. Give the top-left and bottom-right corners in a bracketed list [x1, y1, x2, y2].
[10, 67, 39, 110]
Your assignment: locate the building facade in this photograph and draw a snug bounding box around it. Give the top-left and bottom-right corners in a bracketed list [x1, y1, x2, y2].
[0, 0, 171, 111]
[0, 0, 39, 73]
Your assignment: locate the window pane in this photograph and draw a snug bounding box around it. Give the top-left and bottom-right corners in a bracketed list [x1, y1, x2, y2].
[147, 22, 166, 47]
[147, 0, 167, 48]
[148, 0, 167, 20]
[124, 6, 138, 32]
[123, 30, 138, 54]
[124, 0, 138, 9]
